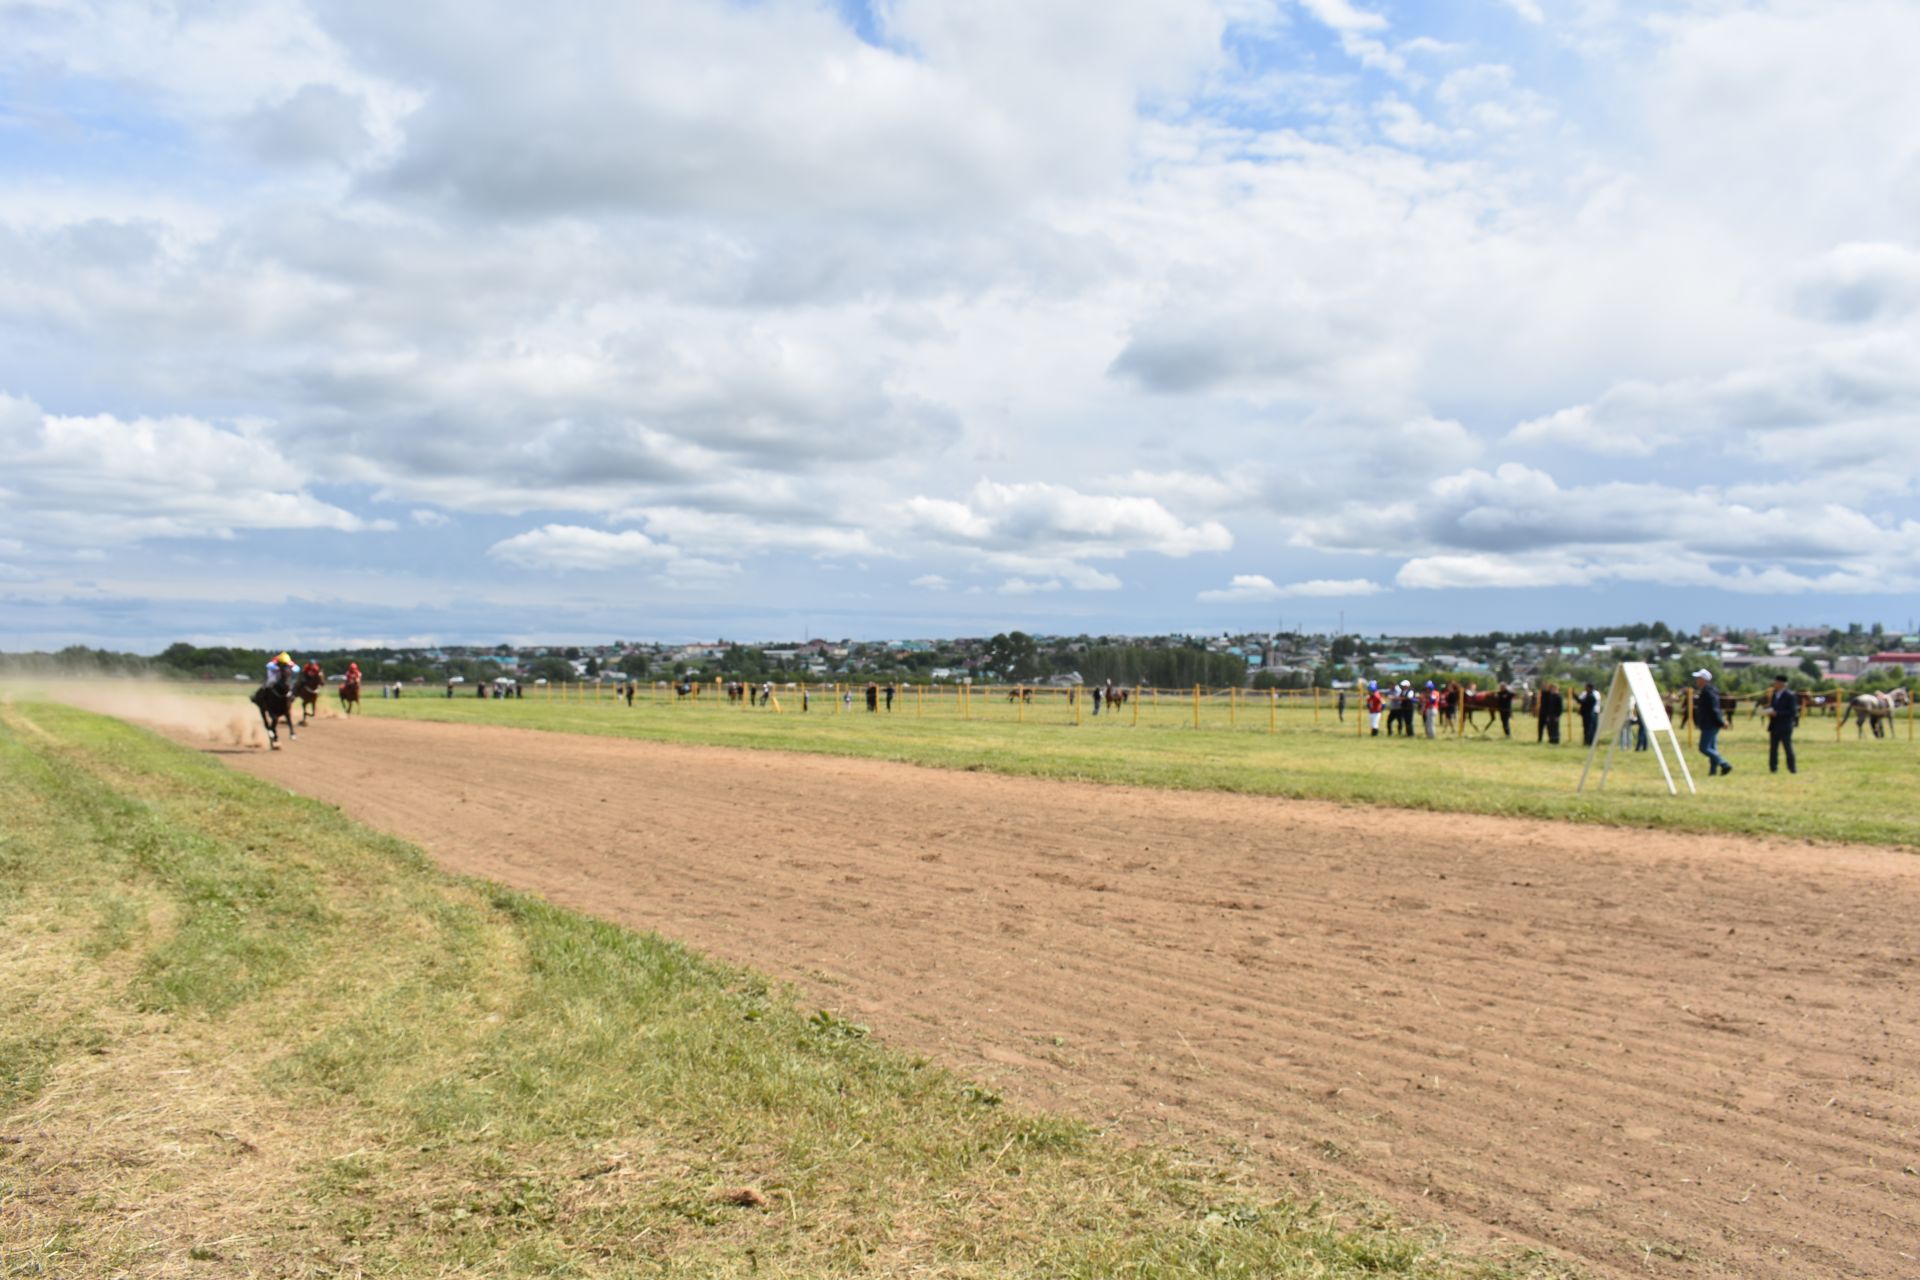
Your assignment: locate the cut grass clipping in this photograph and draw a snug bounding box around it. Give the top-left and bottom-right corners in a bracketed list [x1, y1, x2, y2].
[0, 701, 1572, 1278]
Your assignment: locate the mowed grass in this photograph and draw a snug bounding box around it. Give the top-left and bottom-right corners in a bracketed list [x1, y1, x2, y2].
[340, 686, 1920, 848]
[0, 699, 1570, 1279]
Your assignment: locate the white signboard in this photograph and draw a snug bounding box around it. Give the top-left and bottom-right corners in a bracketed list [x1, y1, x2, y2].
[1579, 662, 1694, 797]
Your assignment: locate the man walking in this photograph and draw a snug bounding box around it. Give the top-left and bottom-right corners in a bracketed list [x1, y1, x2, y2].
[1693, 668, 1733, 776]
[1767, 673, 1799, 774]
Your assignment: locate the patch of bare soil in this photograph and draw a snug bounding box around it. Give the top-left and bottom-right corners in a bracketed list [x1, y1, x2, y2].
[207, 718, 1918, 1279]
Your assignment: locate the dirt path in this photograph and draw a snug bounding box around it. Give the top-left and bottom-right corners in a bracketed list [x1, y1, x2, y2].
[208, 718, 1917, 1279]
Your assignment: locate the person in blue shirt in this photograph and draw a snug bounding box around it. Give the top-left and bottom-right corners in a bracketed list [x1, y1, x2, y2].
[1692, 669, 1733, 776]
[1766, 673, 1800, 774]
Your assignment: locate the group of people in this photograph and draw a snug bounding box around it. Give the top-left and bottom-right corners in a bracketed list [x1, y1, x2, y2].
[1354, 670, 1802, 777]
[1694, 669, 1802, 776]
[1362, 680, 1447, 738]
[454, 679, 523, 699]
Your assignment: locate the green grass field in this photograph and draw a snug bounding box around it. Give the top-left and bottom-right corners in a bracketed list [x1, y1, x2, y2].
[334, 683, 1920, 848]
[0, 698, 1571, 1278]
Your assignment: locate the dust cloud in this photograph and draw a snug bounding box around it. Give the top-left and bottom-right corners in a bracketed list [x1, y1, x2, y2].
[6, 679, 330, 749]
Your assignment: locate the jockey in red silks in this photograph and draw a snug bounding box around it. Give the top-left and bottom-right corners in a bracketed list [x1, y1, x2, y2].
[303, 658, 323, 682]
[345, 661, 362, 685]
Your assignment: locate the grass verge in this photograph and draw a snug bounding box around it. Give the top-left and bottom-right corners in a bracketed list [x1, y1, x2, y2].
[0, 700, 1572, 1278]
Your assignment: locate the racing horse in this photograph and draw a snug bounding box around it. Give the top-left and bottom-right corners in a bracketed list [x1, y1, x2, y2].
[295, 668, 326, 723]
[1839, 689, 1910, 739]
[251, 668, 298, 749]
[338, 675, 361, 716]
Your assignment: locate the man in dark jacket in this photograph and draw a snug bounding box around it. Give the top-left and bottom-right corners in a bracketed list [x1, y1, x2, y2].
[1767, 673, 1799, 774]
[1692, 669, 1733, 776]
[1537, 682, 1563, 744]
[1577, 682, 1600, 746]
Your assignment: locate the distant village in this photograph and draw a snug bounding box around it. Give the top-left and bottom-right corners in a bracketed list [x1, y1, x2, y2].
[29, 620, 1915, 693]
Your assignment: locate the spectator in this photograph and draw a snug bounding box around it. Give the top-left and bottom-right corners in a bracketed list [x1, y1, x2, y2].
[1538, 682, 1564, 745]
[1577, 682, 1601, 746]
[1766, 672, 1798, 775]
[1365, 681, 1383, 736]
[1692, 669, 1733, 776]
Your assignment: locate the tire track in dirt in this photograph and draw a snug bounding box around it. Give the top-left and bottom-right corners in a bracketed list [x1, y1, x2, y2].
[205, 717, 1919, 1279]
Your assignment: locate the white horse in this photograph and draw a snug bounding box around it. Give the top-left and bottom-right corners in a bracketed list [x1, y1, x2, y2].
[1840, 688, 1911, 739]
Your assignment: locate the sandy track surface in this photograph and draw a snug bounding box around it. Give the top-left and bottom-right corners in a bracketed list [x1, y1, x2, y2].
[207, 717, 1917, 1278]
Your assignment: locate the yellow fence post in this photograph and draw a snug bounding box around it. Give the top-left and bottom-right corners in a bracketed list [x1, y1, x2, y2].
[917, 683, 923, 718]
[1133, 685, 1140, 727]
[1192, 685, 1201, 730]
[1074, 685, 1082, 727]
[1312, 684, 1320, 724]
[1268, 689, 1276, 734]
[1229, 686, 1237, 729]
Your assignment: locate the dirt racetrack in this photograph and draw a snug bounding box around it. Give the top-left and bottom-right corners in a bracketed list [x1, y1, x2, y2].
[209, 717, 1918, 1279]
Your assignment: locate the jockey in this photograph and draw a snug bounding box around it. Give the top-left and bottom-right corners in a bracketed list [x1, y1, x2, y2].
[345, 661, 362, 685]
[302, 658, 323, 684]
[266, 651, 295, 687]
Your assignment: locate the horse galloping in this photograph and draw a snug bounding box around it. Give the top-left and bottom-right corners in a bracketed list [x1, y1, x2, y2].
[339, 677, 361, 716]
[295, 670, 326, 723]
[251, 670, 298, 749]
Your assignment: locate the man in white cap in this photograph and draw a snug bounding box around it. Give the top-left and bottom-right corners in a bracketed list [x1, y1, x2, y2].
[1692, 668, 1733, 776]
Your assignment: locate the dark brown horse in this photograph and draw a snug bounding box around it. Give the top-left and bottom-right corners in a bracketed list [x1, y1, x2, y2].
[339, 678, 361, 716]
[251, 670, 297, 749]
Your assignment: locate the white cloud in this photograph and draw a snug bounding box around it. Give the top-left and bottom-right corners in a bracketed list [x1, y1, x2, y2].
[1198, 574, 1385, 601]
[0, 392, 377, 545]
[897, 479, 1232, 558]
[910, 573, 951, 590]
[1508, 334, 1920, 469]
[6, 0, 1920, 641]
[1792, 242, 1920, 324]
[486, 525, 679, 570]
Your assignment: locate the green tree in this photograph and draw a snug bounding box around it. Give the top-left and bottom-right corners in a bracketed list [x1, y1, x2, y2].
[984, 632, 1042, 681]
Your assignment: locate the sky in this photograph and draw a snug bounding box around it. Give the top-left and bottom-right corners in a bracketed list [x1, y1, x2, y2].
[3, 0, 1919, 651]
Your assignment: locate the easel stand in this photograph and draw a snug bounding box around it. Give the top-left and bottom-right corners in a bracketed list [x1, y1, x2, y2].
[1578, 662, 1696, 796]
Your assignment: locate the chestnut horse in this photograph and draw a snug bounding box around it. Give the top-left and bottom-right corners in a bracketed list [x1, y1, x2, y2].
[295, 670, 326, 723]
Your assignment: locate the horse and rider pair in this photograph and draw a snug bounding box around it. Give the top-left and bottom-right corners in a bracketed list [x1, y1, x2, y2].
[253, 652, 361, 748]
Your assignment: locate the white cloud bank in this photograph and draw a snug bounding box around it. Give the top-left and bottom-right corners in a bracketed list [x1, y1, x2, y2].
[3, 0, 1919, 641]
